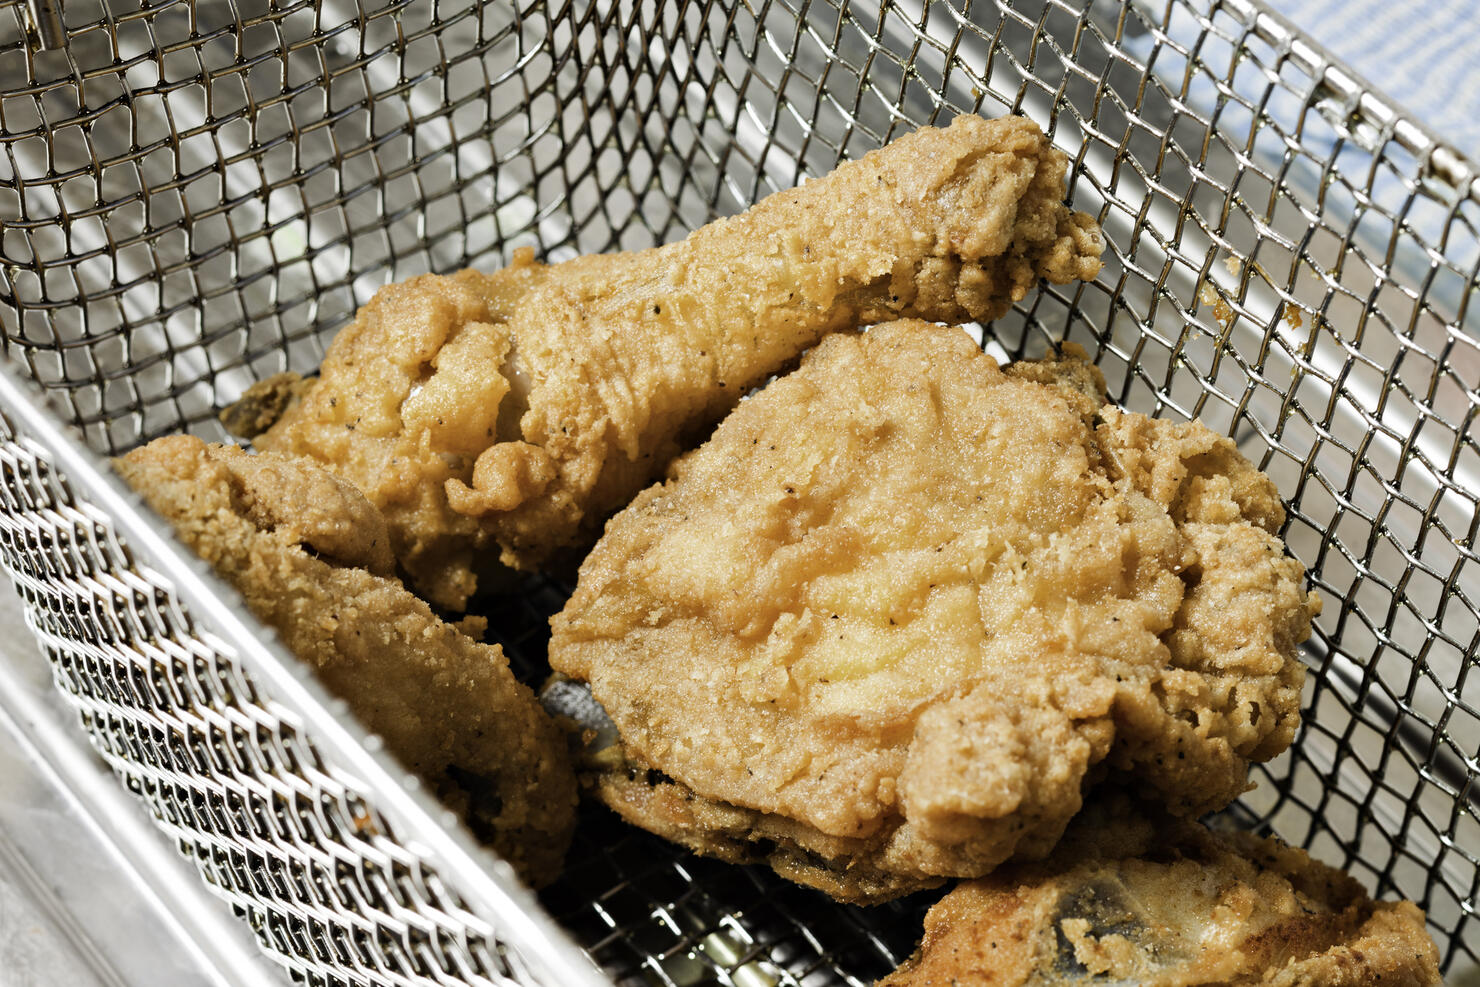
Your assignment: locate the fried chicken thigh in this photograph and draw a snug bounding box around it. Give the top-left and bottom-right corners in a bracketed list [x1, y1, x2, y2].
[548, 323, 1318, 902]
[878, 800, 1440, 986]
[246, 115, 1103, 608]
[117, 436, 578, 887]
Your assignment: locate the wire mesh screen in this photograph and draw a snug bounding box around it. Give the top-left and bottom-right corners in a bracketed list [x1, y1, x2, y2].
[0, 0, 1476, 983]
[0, 401, 588, 986]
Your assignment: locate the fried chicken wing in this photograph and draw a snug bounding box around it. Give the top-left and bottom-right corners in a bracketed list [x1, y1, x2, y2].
[547, 323, 1317, 902]
[878, 800, 1441, 986]
[247, 115, 1104, 608]
[116, 435, 578, 887]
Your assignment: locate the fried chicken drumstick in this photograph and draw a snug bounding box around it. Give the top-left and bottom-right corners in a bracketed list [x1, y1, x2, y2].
[117, 436, 578, 887]
[878, 799, 1440, 986]
[241, 115, 1103, 608]
[548, 323, 1318, 903]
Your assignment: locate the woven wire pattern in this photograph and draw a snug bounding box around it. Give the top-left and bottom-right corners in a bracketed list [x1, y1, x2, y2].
[0, 0, 1476, 983]
[0, 410, 558, 986]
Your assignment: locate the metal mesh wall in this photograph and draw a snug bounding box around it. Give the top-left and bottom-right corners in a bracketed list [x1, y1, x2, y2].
[0, 0, 1475, 983]
[0, 399, 587, 986]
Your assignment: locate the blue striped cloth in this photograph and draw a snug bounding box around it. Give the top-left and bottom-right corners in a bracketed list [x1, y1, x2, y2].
[1266, 0, 1480, 161]
[1114, 0, 1480, 316]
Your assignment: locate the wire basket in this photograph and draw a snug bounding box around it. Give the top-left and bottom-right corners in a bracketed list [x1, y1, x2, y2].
[0, 0, 1476, 983]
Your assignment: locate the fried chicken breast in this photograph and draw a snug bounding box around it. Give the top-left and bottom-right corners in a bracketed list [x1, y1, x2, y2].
[247, 114, 1104, 608]
[116, 435, 578, 887]
[548, 323, 1318, 902]
[878, 801, 1441, 986]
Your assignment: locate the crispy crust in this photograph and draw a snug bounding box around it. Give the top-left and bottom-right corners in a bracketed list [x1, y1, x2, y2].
[254, 115, 1103, 607]
[878, 801, 1441, 986]
[249, 261, 547, 609]
[551, 323, 1317, 902]
[116, 435, 578, 887]
[593, 759, 945, 903]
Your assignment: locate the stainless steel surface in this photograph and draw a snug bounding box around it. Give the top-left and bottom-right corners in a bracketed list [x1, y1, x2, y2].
[0, 0, 1476, 984]
[0, 583, 288, 987]
[0, 356, 608, 987]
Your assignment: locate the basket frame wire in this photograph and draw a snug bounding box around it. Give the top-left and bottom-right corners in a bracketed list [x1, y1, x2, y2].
[0, 0, 1477, 983]
[0, 359, 609, 987]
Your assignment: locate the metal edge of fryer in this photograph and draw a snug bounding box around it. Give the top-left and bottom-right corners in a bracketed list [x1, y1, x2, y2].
[0, 349, 615, 987]
[0, 594, 289, 987]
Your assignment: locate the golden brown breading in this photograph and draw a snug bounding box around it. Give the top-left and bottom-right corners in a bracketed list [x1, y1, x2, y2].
[251, 115, 1103, 608]
[245, 260, 548, 609]
[877, 801, 1441, 986]
[116, 435, 578, 887]
[548, 322, 1318, 902]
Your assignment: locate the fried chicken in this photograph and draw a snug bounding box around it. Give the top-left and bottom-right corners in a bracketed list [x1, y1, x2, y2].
[244, 114, 1104, 609]
[877, 799, 1441, 986]
[548, 323, 1318, 902]
[241, 262, 548, 609]
[116, 435, 578, 887]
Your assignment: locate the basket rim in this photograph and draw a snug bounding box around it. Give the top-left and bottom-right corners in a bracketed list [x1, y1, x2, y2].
[0, 349, 613, 987]
[1210, 0, 1479, 202]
